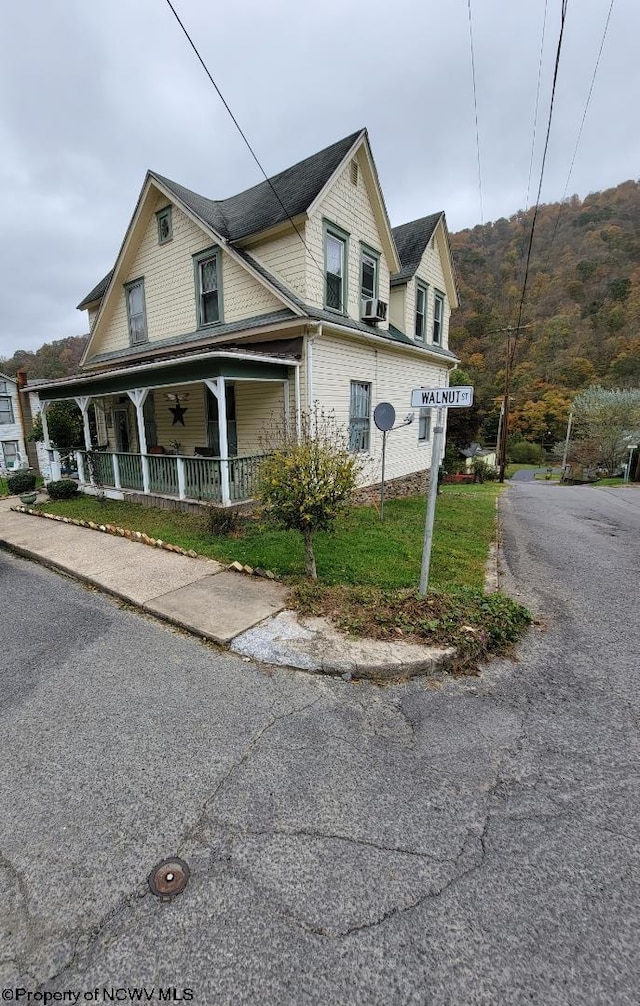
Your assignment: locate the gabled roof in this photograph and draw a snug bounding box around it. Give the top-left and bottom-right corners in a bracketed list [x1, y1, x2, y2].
[0, 371, 17, 386]
[77, 129, 365, 312]
[155, 129, 364, 243]
[77, 269, 114, 310]
[390, 213, 443, 286]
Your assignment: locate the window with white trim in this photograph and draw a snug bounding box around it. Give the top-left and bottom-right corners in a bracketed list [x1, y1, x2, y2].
[0, 395, 15, 424]
[349, 381, 371, 453]
[418, 409, 431, 442]
[1, 441, 19, 465]
[360, 247, 378, 307]
[415, 283, 428, 341]
[125, 279, 147, 345]
[325, 225, 347, 311]
[433, 291, 445, 345]
[195, 250, 221, 326]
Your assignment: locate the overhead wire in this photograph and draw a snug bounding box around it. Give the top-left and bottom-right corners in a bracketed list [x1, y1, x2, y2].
[548, 0, 615, 247]
[466, 0, 484, 228]
[164, 0, 343, 310]
[525, 0, 549, 211]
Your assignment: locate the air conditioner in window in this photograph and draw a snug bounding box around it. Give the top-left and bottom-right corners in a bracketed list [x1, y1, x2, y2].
[362, 298, 387, 323]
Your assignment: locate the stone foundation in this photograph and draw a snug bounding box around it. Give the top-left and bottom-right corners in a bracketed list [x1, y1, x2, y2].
[354, 468, 431, 505]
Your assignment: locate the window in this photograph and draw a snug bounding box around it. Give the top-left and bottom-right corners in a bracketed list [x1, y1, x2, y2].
[360, 245, 379, 307]
[415, 283, 428, 341]
[349, 381, 371, 453]
[433, 291, 445, 344]
[2, 441, 18, 466]
[324, 223, 348, 312]
[0, 381, 7, 393]
[156, 206, 172, 244]
[125, 279, 147, 345]
[418, 409, 431, 442]
[194, 249, 222, 327]
[0, 395, 15, 424]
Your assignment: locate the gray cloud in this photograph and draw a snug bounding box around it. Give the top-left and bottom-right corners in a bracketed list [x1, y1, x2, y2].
[1, 0, 637, 358]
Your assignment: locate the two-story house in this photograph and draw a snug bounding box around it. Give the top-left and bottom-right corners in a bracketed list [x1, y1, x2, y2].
[28, 128, 459, 507]
[0, 373, 29, 474]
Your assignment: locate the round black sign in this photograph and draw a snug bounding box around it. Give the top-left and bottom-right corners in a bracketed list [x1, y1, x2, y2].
[373, 402, 396, 432]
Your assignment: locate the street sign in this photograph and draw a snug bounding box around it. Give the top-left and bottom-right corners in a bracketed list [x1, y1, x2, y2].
[411, 386, 474, 409]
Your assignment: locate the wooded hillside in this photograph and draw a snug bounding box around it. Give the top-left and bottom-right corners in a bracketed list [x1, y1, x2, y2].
[449, 179, 640, 445]
[1, 335, 88, 381]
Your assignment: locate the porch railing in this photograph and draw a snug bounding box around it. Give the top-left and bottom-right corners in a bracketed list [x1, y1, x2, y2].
[75, 450, 266, 505]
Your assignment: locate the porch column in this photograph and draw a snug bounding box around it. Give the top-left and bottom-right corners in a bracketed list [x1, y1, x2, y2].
[204, 377, 230, 506]
[40, 402, 62, 481]
[74, 396, 93, 450]
[76, 452, 86, 485]
[283, 379, 291, 438]
[294, 364, 301, 441]
[126, 388, 150, 494]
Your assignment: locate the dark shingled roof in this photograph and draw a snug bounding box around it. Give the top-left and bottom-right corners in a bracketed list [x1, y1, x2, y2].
[78, 130, 363, 310]
[77, 269, 114, 310]
[390, 213, 443, 285]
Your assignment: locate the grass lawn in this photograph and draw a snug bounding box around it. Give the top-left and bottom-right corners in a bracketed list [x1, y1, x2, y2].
[594, 477, 629, 488]
[0, 478, 7, 497]
[36, 483, 502, 592]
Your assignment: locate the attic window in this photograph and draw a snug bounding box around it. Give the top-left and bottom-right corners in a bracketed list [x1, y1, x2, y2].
[350, 160, 358, 186]
[156, 206, 172, 245]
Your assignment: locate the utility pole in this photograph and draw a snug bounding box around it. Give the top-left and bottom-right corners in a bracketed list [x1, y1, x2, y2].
[494, 323, 533, 483]
[561, 408, 574, 475]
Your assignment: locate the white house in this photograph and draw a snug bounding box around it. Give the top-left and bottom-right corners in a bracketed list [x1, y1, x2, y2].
[0, 373, 29, 474]
[28, 129, 459, 506]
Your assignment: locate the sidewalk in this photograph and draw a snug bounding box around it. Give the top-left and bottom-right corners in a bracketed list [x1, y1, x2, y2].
[0, 495, 454, 679]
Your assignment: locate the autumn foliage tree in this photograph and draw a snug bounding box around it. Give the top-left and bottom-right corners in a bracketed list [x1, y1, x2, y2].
[258, 409, 363, 579]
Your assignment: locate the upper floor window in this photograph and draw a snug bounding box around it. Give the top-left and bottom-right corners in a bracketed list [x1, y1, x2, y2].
[418, 408, 431, 442]
[415, 282, 428, 341]
[324, 222, 348, 312]
[349, 380, 371, 453]
[0, 381, 7, 393]
[125, 279, 147, 345]
[156, 206, 172, 244]
[433, 291, 445, 345]
[194, 249, 222, 327]
[360, 245, 379, 306]
[0, 396, 15, 424]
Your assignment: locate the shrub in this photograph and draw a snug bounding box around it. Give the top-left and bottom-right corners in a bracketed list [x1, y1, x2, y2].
[471, 458, 497, 482]
[46, 479, 78, 499]
[508, 441, 546, 465]
[203, 506, 241, 536]
[7, 471, 37, 494]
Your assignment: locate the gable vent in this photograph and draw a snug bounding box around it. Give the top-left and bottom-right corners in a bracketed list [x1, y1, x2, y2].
[350, 160, 359, 186]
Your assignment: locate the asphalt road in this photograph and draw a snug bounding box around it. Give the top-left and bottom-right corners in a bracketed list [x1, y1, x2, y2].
[0, 482, 638, 1005]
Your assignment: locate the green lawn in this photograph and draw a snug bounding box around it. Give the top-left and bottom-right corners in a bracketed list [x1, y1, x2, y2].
[35, 483, 503, 591]
[0, 478, 7, 498]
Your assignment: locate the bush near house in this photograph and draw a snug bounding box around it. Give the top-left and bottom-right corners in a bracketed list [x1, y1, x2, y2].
[508, 441, 546, 465]
[46, 479, 79, 500]
[7, 471, 37, 494]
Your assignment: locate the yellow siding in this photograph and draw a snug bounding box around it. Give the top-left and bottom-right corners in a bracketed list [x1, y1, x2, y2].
[389, 286, 405, 331]
[251, 229, 307, 297]
[311, 333, 450, 485]
[403, 229, 452, 349]
[235, 381, 286, 455]
[151, 384, 208, 455]
[88, 191, 284, 360]
[306, 150, 391, 326]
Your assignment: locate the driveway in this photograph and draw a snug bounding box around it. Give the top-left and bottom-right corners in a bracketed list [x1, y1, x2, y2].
[0, 482, 638, 1004]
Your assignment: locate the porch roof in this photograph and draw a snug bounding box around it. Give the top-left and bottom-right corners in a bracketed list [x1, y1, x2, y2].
[29, 349, 296, 402]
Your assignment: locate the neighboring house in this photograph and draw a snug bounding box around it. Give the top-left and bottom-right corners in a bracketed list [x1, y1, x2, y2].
[0, 372, 29, 474]
[461, 443, 497, 471]
[28, 128, 459, 506]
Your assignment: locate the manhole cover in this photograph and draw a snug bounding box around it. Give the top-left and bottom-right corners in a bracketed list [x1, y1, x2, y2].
[148, 857, 190, 900]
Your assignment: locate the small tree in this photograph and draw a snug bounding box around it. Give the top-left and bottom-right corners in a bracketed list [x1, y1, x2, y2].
[258, 408, 363, 578]
[571, 385, 640, 472]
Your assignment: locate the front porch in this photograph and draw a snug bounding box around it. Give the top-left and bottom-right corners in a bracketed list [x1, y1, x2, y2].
[77, 449, 265, 506]
[34, 349, 301, 507]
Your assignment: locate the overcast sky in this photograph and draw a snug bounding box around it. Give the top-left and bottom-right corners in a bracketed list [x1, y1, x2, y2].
[1, 0, 637, 359]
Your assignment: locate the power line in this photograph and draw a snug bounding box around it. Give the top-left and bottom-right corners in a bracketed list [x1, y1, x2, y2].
[549, 0, 615, 247]
[525, 0, 549, 211]
[498, 0, 570, 482]
[163, 0, 341, 309]
[467, 0, 484, 227]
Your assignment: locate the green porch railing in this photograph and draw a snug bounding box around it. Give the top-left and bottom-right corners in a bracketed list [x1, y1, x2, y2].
[116, 453, 144, 491]
[148, 454, 179, 496]
[229, 455, 265, 502]
[182, 457, 222, 502]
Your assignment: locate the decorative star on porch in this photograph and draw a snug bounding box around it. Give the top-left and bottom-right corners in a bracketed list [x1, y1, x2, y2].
[169, 403, 188, 426]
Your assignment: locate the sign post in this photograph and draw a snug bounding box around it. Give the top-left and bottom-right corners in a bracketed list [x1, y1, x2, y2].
[411, 386, 474, 597]
[373, 403, 396, 521]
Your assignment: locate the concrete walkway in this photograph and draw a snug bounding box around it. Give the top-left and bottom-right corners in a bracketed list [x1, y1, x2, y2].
[0, 495, 454, 678]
